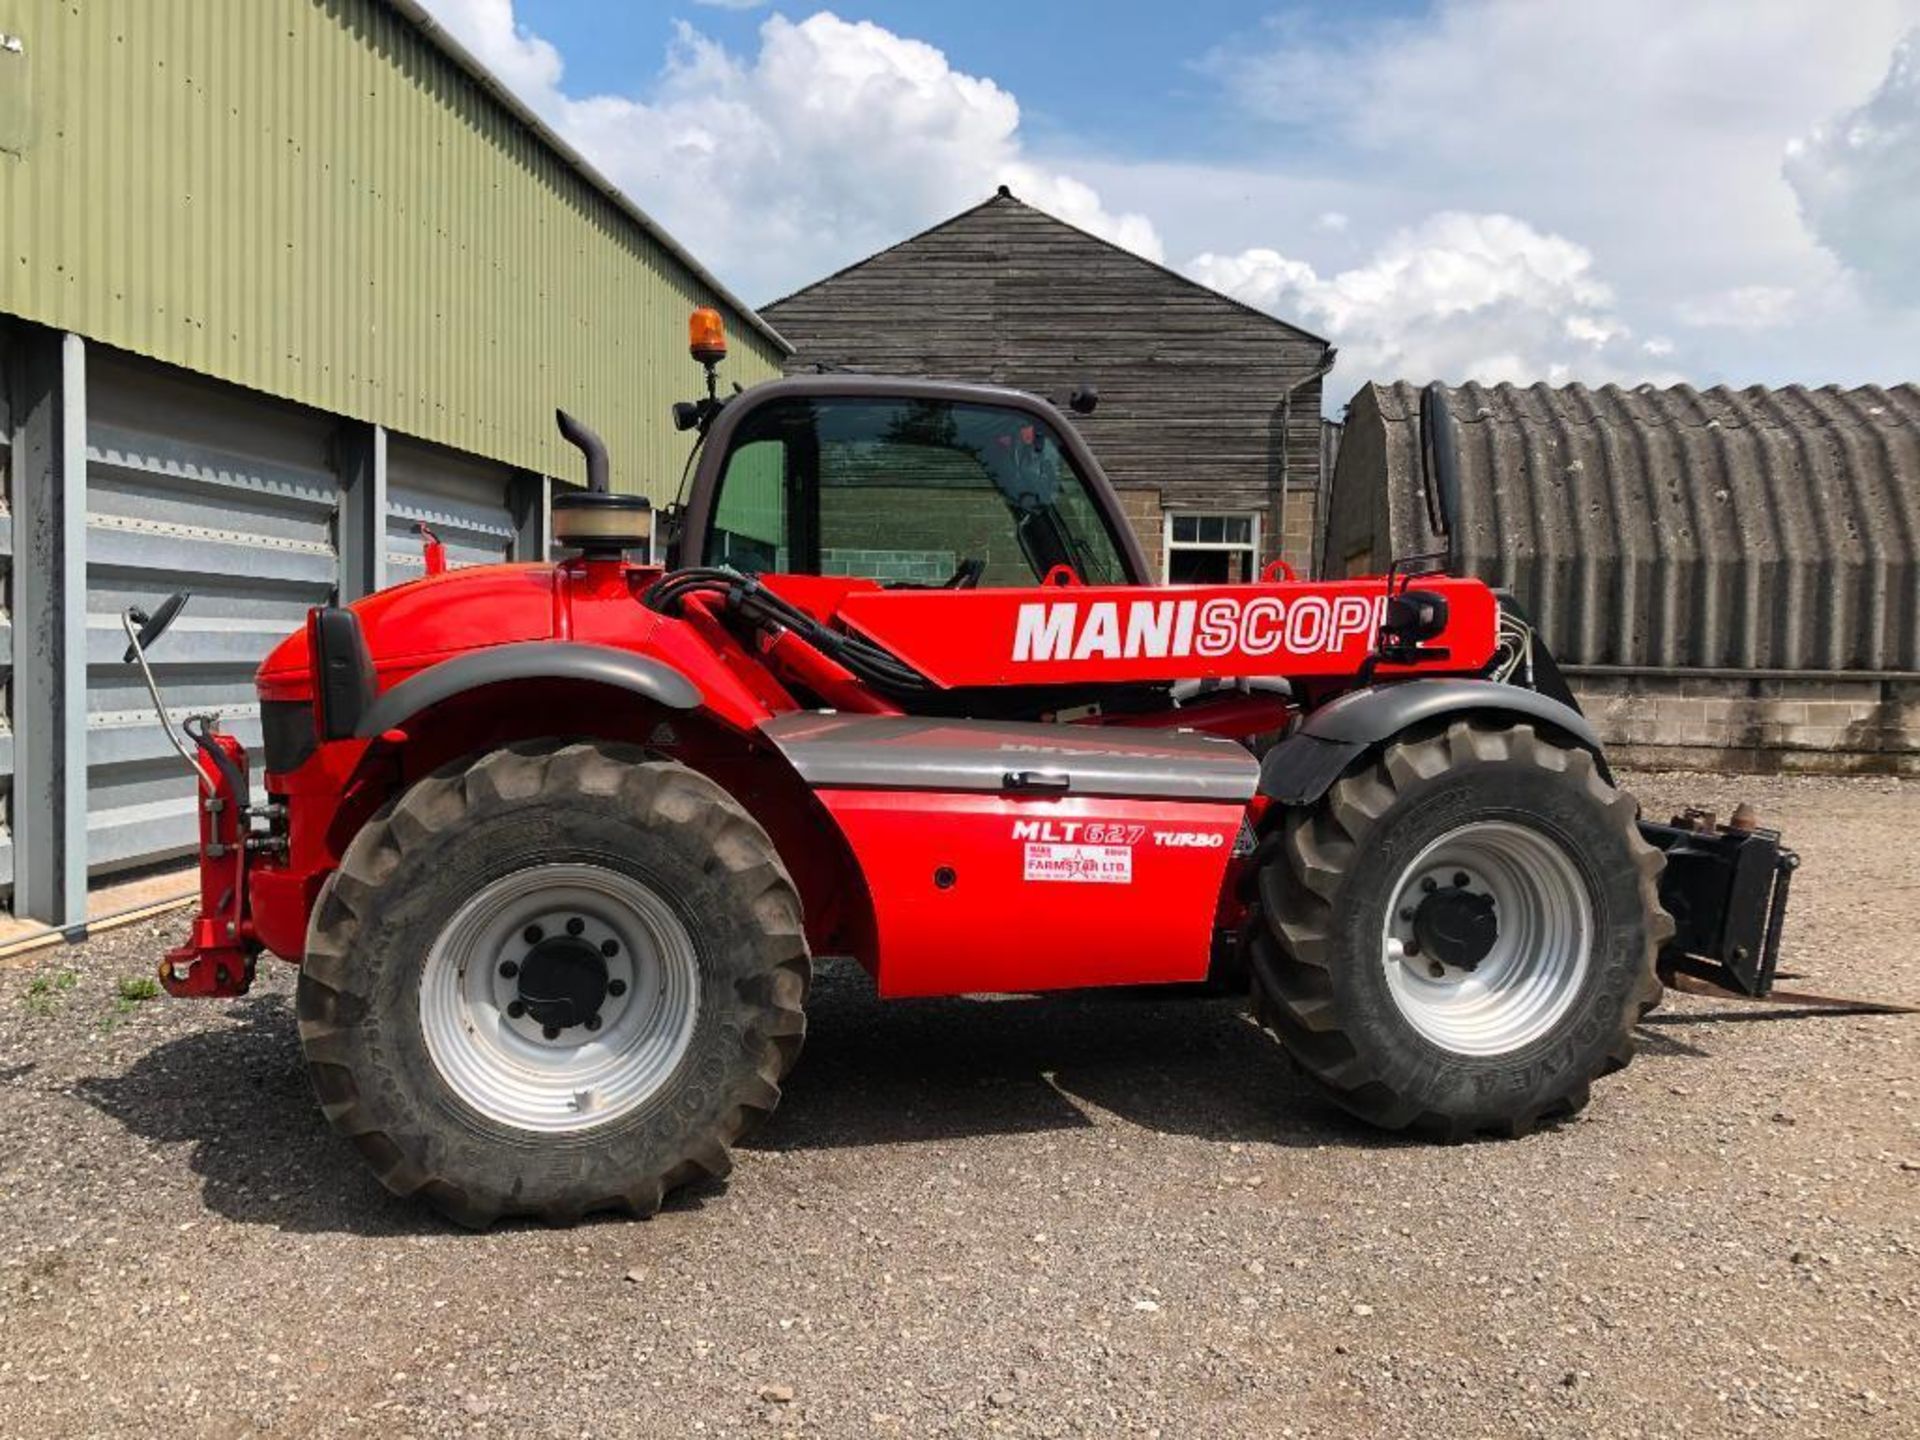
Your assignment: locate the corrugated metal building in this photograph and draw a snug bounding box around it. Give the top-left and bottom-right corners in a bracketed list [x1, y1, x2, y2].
[763, 189, 1334, 582]
[0, 0, 787, 927]
[1323, 380, 1920, 772]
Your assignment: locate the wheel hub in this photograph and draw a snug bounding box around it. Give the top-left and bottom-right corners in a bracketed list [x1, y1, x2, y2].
[1411, 885, 1498, 971]
[515, 933, 610, 1032]
[420, 865, 702, 1133]
[1380, 821, 1595, 1057]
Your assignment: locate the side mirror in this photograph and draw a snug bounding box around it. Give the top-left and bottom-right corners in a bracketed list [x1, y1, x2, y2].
[122, 591, 191, 664]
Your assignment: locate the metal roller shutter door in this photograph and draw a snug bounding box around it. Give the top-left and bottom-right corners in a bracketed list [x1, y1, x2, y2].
[83, 352, 341, 878]
[0, 325, 15, 893]
[386, 436, 521, 583]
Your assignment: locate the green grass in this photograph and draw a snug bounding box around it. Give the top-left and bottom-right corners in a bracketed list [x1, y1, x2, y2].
[21, 969, 160, 1026]
[23, 969, 79, 1015]
[99, 974, 163, 1032]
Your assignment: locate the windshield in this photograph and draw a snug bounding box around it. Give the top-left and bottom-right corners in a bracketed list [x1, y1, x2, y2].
[704, 396, 1131, 586]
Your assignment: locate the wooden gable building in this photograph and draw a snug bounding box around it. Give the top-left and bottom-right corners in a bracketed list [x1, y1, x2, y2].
[762, 189, 1333, 579]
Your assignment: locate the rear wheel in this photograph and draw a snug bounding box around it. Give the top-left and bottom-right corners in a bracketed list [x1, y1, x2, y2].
[296, 741, 809, 1227]
[1249, 721, 1667, 1138]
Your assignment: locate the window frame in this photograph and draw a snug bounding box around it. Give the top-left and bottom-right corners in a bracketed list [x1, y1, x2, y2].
[679, 378, 1150, 585]
[1161, 509, 1262, 584]
[696, 389, 1143, 587]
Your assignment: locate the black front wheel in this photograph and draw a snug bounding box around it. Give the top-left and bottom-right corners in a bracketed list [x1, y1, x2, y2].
[296, 741, 810, 1227]
[1249, 720, 1668, 1139]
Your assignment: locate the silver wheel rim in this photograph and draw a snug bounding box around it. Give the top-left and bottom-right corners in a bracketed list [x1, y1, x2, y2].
[419, 862, 700, 1133]
[1381, 820, 1593, 1057]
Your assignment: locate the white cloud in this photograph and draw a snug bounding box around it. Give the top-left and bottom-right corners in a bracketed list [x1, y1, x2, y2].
[1188, 212, 1663, 387]
[418, 3, 1160, 301]
[420, 0, 1920, 397]
[1785, 32, 1920, 305]
[1674, 285, 1799, 331]
[1184, 1, 1920, 392]
[425, 0, 562, 96]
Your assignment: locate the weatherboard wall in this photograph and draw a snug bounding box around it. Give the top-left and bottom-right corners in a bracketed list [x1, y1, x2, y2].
[763, 194, 1331, 575]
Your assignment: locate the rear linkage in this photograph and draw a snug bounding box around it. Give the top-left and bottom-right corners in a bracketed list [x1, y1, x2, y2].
[120, 594, 280, 998]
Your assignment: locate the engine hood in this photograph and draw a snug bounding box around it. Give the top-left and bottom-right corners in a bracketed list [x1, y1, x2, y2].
[257, 563, 559, 696]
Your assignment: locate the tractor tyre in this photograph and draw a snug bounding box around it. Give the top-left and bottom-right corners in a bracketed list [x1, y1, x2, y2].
[296, 740, 809, 1228]
[1248, 720, 1667, 1139]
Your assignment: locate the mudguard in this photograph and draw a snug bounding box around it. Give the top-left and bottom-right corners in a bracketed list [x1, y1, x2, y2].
[1259, 678, 1605, 805]
[354, 642, 702, 738]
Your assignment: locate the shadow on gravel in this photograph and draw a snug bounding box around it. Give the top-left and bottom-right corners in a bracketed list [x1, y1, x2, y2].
[72, 963, 1574, 1233]
[71, 993, 439, 1239]
[747, 965, 1392, 1154]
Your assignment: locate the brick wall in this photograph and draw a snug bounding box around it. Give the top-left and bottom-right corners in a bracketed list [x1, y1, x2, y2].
[1571, 673, 1920, 775]
[1280, 489, 1317, 577]
[1112, 486, 1320, 581]
[1116, 486, 1164, 578]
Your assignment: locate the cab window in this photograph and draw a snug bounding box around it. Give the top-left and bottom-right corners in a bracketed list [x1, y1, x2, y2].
[705, 397, 1131, 586]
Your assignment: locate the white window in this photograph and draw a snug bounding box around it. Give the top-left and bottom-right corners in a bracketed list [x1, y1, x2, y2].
[1163, 511, 1260, 583]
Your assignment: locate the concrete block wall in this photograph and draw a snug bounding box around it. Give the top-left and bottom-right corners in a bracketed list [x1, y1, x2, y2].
[1571, 673, 1920, 775]
[822, 547, 956, 585]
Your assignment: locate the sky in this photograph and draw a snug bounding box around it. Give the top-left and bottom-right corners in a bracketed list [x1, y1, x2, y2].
[419, 1, 1920, 410]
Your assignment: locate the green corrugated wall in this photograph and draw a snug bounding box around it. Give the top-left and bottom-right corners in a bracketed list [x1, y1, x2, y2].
[0, 0, 783, 496]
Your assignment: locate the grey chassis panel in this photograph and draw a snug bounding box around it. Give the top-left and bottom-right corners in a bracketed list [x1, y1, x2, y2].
[1259, 679, 1605, 805]
[760, 712, 1259, 803]
[355, 642, 701, 738]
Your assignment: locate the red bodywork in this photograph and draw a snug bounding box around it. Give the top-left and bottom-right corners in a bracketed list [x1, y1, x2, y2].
[164, 553, 1499, 1001]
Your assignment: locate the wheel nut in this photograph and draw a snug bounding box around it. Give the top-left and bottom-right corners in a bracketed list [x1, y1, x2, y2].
[600, 939, 619, 958]
[1398, 907, 1415, 922]
[607, 978, 628, 998]
[523, 924, 543, 944]
[499, 960, 519, 979]
[566, 917, 586, 937]
[507, 1000, 526, 1019]
[542, 1025, 561, 1040]
[1453, 871, 1470, 888]
[585, 1015, 602, 1031]
[1421, 877, 1438, 893]
[1428, 961, 1445, 979]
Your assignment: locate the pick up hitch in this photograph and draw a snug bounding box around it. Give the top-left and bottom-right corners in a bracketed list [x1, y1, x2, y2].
[1641, 806, 1914, 1017]
[121, 596, 259, 998]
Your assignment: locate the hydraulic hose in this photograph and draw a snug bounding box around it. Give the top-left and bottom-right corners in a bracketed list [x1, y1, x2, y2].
[642, 569, 933, 696]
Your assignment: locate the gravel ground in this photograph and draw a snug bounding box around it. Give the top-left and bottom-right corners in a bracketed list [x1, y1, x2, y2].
[1, 771, 1915, 1438]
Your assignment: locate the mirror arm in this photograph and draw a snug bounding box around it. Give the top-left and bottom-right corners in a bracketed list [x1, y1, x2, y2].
[120, 607, 213, 794]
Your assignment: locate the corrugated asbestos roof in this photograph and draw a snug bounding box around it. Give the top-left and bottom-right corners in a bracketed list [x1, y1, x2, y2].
[1327, 380, 1920, 672]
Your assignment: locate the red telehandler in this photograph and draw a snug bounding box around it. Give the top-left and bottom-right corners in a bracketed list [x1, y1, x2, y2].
[123, 310, 1796, 1226]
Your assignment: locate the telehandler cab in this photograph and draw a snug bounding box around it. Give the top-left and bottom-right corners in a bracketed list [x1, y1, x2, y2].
[128, 308, 1796, 1226]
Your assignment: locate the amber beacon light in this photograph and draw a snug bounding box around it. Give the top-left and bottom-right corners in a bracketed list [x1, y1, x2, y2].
[689, 307, 728, 366]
